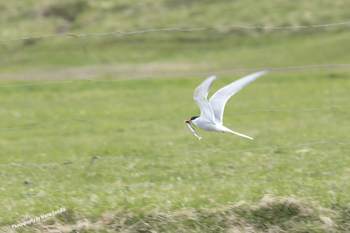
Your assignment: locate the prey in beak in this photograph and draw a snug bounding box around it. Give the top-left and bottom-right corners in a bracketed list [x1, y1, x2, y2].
[184, 120, 202, 140]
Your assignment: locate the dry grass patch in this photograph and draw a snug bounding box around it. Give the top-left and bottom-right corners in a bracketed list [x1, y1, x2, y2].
[2, 195, 346, 233]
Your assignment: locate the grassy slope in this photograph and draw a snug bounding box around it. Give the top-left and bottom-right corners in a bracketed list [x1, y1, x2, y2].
[1, 73, 350, 232]
[1, 0, 350, 232]
[2, 0, 350, 38]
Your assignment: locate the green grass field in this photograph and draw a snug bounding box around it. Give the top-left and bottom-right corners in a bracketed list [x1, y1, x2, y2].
[1, 1, 350, 232]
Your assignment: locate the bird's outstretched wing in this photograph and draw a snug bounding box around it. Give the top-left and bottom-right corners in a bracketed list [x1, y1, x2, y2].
[193, 75, 217, 123]
[209, 71, 268, 124]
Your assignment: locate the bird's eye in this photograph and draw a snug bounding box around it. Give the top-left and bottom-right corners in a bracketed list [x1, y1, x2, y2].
[191, 116, 199, 120]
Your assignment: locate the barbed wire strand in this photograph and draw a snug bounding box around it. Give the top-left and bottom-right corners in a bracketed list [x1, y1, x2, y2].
[1, 63, 349, 89]
[96, 141, 350, 160]
[1, 21, 350, 43]
[0, 105, 349, 132]
[1, 171, 350, 199]
[0, 163, 60, 167]
[1, 141, 348, 167]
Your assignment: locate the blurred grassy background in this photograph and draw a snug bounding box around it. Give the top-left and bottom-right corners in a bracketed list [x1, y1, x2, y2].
[1, 0, 350, 232]
[2, 0, 350, 38]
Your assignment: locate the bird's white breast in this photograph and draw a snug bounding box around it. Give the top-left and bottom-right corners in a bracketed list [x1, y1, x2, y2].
[192, 118, 220, 131]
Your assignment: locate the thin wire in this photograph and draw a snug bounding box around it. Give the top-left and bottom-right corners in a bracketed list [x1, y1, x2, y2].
[96, 141, 350, 160]
[1, 141, 348, 167]
[1, 63, 349, 88]
[1, 21, 350, 42]
[0, 105, 349, 132]
[2, 171, 350, 199]
[227, 105, 350, 114]
[0, 163, 61, 167]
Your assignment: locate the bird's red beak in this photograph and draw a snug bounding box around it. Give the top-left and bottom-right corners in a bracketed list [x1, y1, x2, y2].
[185, 120, 192, 123]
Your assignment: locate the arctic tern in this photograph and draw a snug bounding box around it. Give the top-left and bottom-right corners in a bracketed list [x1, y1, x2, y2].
[185, 71, 268, 140]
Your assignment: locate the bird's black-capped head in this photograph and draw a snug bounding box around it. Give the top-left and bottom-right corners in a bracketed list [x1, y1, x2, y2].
[185, 116, 199, 123]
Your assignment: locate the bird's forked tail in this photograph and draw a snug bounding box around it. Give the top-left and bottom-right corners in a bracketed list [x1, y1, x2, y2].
[220, 125, 253, 140]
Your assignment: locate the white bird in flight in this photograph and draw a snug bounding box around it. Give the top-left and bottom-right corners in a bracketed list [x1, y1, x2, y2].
[185, 71, 268, 140]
